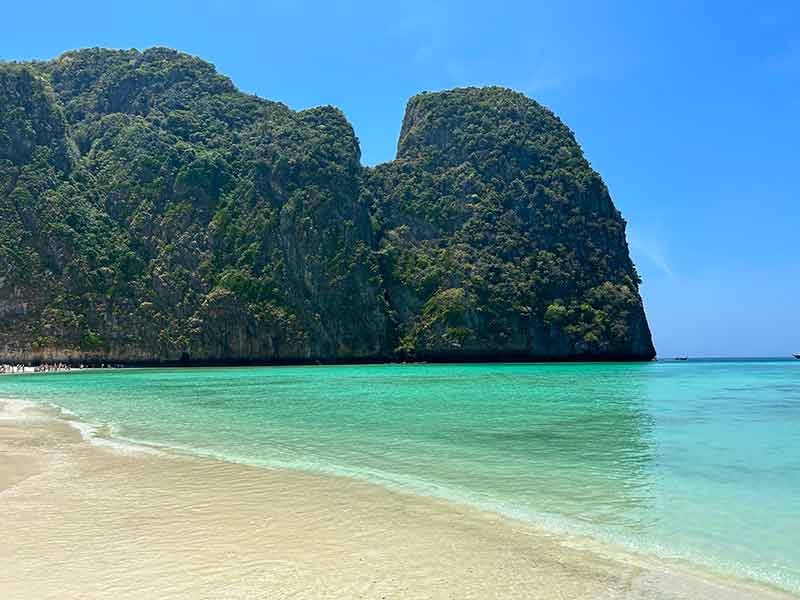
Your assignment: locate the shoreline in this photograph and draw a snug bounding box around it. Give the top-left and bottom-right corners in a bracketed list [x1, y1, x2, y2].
[0, 397, 795, 599]
[0, 351, 658, 369]
[1, 356, 795, 378]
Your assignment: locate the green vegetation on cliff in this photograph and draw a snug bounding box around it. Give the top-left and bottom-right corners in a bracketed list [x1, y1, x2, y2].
[366, 88, 652, 358]
[0, 48, 654, 363]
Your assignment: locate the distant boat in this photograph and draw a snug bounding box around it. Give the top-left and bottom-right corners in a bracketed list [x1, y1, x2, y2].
[675, 356, 688, 361]
[794, 353, 800, 360]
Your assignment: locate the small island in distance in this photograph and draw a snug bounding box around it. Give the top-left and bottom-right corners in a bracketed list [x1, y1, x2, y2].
[0, 47, 655, 365]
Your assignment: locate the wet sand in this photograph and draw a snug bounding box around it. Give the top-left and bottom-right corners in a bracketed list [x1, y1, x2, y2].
[0, 398, 793, 600]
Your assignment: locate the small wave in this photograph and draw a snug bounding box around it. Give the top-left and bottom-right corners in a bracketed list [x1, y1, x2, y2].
[101, 436, 596, 539]
[64, 414, 162, 456]
[3, 397, 163, 457]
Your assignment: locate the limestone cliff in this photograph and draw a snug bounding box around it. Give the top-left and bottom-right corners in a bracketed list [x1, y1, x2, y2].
[366, 88, 655, 360]
[0, 49, 654, 364]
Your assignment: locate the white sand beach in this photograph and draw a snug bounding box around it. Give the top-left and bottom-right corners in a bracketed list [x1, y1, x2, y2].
[0, 398, 793, 600]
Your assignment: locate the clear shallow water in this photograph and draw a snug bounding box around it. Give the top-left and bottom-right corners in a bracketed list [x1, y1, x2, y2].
[2, 360, 798, 593]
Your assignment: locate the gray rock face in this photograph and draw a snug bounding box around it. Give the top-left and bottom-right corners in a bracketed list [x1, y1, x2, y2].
[0, 50, 654, 364]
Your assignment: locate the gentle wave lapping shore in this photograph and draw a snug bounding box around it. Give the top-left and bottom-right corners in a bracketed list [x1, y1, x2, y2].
[0, 397, 793, 600]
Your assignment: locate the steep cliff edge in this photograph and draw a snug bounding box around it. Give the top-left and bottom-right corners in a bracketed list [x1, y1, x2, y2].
[0, 49, 654, 363]
[366, 88, 655, 360]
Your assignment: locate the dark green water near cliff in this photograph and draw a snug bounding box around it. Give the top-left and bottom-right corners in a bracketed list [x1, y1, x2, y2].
[1, 360, 798, 593]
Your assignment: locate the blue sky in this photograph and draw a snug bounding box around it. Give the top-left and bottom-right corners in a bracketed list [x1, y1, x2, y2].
[3, 1, 798, 357]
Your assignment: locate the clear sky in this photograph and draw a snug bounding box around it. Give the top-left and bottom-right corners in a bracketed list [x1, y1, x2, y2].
[3, 1, 798, 357]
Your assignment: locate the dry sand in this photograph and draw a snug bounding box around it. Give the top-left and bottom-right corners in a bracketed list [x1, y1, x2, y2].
[0, 398, 793, 600]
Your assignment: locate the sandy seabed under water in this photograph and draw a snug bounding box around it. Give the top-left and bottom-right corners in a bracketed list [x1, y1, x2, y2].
[0, 398, 793, 600]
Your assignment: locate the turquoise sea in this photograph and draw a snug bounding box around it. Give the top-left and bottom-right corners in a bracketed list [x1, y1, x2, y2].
[2, 360, 798, 594]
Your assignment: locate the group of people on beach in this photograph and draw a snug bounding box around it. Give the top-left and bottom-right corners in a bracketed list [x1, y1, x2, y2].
[33, 363, 73, 373]
[0, 363, 74, 374]
[0, 363, 124, 375]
